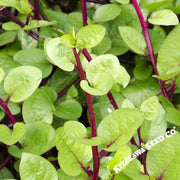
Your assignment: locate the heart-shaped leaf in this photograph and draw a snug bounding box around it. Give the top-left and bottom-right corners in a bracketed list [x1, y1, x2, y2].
[119, 26, 146, 55]
[56, 127, 92, 176]
[0, 122, 26, 145]
[4, 66, 42, 103]
[148, 9, 179, 26]
[13, 48, 52, 78]
[8, 121, 55, 158]
[93, 4, 121, 22]
[64, 121, 102, 146]
[97, 109, 144, 151]
[80, 73, 114, 96]
[76, 24, 106, 48]
[44, 38, 75, 71]
[140, 96, 160, 120]
[20, 153, 58, 180]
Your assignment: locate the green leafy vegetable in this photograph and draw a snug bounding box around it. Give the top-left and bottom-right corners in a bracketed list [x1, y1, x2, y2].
[0, 122, 26, 145]
[119, 26, 147, 55]
[20, 153, 58, 180]
[4, 66, 42, 103]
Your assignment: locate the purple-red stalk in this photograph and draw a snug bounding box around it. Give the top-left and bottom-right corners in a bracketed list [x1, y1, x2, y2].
[0, 155, 11, 169]
[1, 8, 39, 41]
[73, 48, 99, 180]
[0, 98, 16, 124]
[28, 0, 44, 20]
[130, 0, 171, 100]
[34, 0, 41, 20]
[80, 0, 88, 26]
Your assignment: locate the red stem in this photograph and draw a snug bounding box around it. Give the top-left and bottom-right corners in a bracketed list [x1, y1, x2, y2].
[34, 0, 41, 20]
[57, 78, 80, 99]
[73, 48, 99, 179]
[28, 0, 44, 20]
[0, 98, 16, 124]
[107, 92, 118, 109]
[82, 49, 119, 110]
[0, 155, 11, 169]
[99, 150, 110, 158]
[1, 8, 39, 41]
[170, 76, 177, 100]
[131, 0, 177, 108]
[86, 0, 110, 4]
[130, 137, 138, 147]
[82, 48, 92, 62]
[80, 0, 88, 26]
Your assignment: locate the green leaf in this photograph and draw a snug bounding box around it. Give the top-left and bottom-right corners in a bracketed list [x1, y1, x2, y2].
[157, 24, 180, 76]
[68, 12, 83, 29]
[0, 56, 20, 76]
[57, 169, 88, 180]
[80, 73, 114, 96]
[121, 78, 160, 107]
[86, 54, 121, 84]
[134, 56, 152, 80]
[115, 0, 129, 4]
[146, 133, 180, 179]
[0, 122, 26, 145]
[44, 9, 72, 33]
[0, 31, 16, 47]
[122, 159, 149, 180]
[0, 167, 14, 179]
[4, 66, 42, 103]
[22, 88, 54, 124]
[121, 99, 135, 109]
[142, 0, 174, 13]
[76, 25, 106, 48]
[115, 66, 130, 88]
[9, 121, 55, 158]
[107, 146, 132, 174]
[92, 37, 111, 55]
[0, 110, 5, 121]
[148, 9, 179, 26]
[48, 69, 78, 93]
[93, 4, 121, 22]
[53, 100, 82, 120]
[153, 66, 180, 81]
[20, 153, 58, 180]
[140, 105, 167, 142]
[0, 67, 4, 83]
[66, 85, 78, 99]
[13, 48, 52, 78]
[60, 34, 76, 48]
[44, 38, 75, 71]
[166, 107, 180, 126]
[18, 30, 38, 49]
[114, 173, 131, 180]
[0, 0, 32, 14]
[107, 4, 145, 36]
[3, 20, 57, 31]
[119, 26, 147, 55]
[99, 89, 124, 118]
[106, 37, 129, 56]
[149, 28, 165, 55]
[56, 127, 92, 176]
[140, 96, 160, 120]
[63, 121, 102, 146]
[97, 109, 144, 151]
[64, 120, 87, 140]
[39, 26, 63, 49]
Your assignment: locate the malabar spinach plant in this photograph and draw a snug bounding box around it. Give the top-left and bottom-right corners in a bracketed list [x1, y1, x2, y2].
[0, 0, 180, 179]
